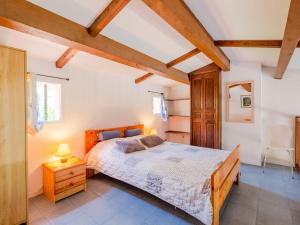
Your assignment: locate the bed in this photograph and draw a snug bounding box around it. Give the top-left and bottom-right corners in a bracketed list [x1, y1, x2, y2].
[85, 124, 240, 225]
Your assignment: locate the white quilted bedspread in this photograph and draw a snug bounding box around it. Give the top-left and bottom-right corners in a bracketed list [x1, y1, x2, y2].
[86, 137, 230, 225]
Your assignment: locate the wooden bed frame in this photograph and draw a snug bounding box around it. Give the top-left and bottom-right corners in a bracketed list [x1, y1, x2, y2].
[84, 124, 240, 225]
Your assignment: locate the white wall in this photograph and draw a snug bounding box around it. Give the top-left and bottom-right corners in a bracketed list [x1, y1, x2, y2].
[262, 67, 300, 166]
[27, 56, 167, 197]
[222, 62, 262, 166]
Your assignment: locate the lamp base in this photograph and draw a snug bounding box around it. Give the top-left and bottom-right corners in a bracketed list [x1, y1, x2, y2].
[60, 157, 68, 163]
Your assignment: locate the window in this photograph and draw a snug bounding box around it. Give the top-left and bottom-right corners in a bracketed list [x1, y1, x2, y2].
[152, 96, 161, 114]
[36, 81, 61, 122]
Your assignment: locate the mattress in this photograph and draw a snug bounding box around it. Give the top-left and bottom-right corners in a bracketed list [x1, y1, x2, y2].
[86, 136, 230, 225]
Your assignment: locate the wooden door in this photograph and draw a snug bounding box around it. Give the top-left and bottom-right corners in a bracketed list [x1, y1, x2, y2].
[0, 45, 27, 225]
[190, 63, 221, 149]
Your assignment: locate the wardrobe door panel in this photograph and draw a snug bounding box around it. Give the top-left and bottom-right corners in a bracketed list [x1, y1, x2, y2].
[191, 78, 202, 111]
[0, 45, 27, 225]
[204, 76, 215, 110]
[205, 122, 215, 148]
[192, 120, 202, 147]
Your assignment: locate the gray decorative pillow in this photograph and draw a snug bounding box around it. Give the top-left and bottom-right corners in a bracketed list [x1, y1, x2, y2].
[140, 135, 164, 148]
[98, 130, 121, 141]
[116, 139, 146, 153]
[124, 129, 142, 137]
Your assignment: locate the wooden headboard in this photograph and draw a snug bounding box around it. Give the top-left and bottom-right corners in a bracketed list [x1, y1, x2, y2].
[85, 124, 144, 154]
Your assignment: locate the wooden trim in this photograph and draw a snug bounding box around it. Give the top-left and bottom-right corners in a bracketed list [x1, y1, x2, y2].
[0, 0, 188, 84]
[55, 47, 78, 68]
[85, 124, 144, 154]
[225, 80, 255, 123]
[88, 0, 130, 37]
[142, 0, 230, 71]
[211, 145, 240, 225]
[275, 0, 300, 79]
[165, 98, 190, 101]
[165, 130, 190, 134]
[168, 115, 190, 118]
[166, 48, 201, 68]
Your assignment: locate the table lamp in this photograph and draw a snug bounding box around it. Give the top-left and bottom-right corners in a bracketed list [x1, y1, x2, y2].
[150, 129, 158, 135]
[55, 144, 71, 163]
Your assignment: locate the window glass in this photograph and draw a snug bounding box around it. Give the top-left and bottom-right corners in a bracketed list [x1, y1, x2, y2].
[36, 81, 61, 122]
[152, 96, 161, 114]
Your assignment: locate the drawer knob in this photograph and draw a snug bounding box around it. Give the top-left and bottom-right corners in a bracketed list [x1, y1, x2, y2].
[70, 171, 74, 175]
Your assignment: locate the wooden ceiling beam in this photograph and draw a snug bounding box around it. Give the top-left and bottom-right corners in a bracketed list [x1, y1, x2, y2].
[275, 0, 300, 79]
[135, 48, 201, 84]
[215, 40, 300, 48]
[88, 0, 130, 37]
[0, 0, 189, 83]
[55, 47, 78, 68]
[166, 48, 200, 67]
[134, 73, 154, 84]
[142, 0, 230, 71]
[56, 0, 130, 69]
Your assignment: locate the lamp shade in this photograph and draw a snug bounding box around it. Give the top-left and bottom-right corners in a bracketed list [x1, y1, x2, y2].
[55, 144, 71, 157]
[150, 129, 158, 135]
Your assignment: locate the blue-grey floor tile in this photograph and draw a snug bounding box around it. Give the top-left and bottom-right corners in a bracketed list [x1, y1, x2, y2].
[144, 207, 184, 225]
[291, 209, 300, 225]
[102, 211, 145, 225]
[240, 172, 261, 187]
[222, 202, 256, 225]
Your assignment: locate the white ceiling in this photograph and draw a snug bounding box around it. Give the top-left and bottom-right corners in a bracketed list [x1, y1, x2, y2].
[1, 0, 297, 86]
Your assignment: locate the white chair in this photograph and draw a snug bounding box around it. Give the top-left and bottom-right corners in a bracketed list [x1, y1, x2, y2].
[263, 124, 295, 178]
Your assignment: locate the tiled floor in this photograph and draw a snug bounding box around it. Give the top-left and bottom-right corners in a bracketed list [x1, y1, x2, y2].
[29, 164, 300, 225]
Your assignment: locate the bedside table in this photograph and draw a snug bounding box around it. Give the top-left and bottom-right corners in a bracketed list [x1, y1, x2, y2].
[43, 156, 86, 202]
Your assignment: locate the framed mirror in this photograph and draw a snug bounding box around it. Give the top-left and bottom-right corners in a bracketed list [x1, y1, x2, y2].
[226, 81, 254, 123]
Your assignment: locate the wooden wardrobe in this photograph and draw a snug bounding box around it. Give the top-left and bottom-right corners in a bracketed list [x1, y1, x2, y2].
[0, 45, 28, 225]
[189, 63, 221, 149]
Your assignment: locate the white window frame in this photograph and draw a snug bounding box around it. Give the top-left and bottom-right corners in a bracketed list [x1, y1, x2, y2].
[32, 77, 63, 124]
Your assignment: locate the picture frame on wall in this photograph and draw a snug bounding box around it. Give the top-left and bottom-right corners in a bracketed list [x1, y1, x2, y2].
[241, 95, 252, 108]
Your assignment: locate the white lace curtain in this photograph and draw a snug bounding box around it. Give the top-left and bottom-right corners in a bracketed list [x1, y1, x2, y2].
[159, 94, 168, 121]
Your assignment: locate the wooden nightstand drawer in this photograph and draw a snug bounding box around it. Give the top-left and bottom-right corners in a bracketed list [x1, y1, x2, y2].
[55, 165, 86, 182]
[55, 174, 86, 194]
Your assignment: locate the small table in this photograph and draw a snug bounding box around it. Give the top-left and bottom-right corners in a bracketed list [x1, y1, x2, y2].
[43, 156, 86, 202]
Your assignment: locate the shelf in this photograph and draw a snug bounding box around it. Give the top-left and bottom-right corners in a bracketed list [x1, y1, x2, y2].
[168, 115, 190, 117]
[165, 98, 190, 101]
[165, 130, 190, 134]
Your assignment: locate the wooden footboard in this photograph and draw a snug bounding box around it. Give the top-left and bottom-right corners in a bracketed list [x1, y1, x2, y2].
[211, 145, 240, 225]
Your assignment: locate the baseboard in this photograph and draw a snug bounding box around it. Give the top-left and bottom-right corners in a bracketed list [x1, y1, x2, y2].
[241, 158, 261, 166]
[266, 157, 292, 167]
[29, 188, 43, 199]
